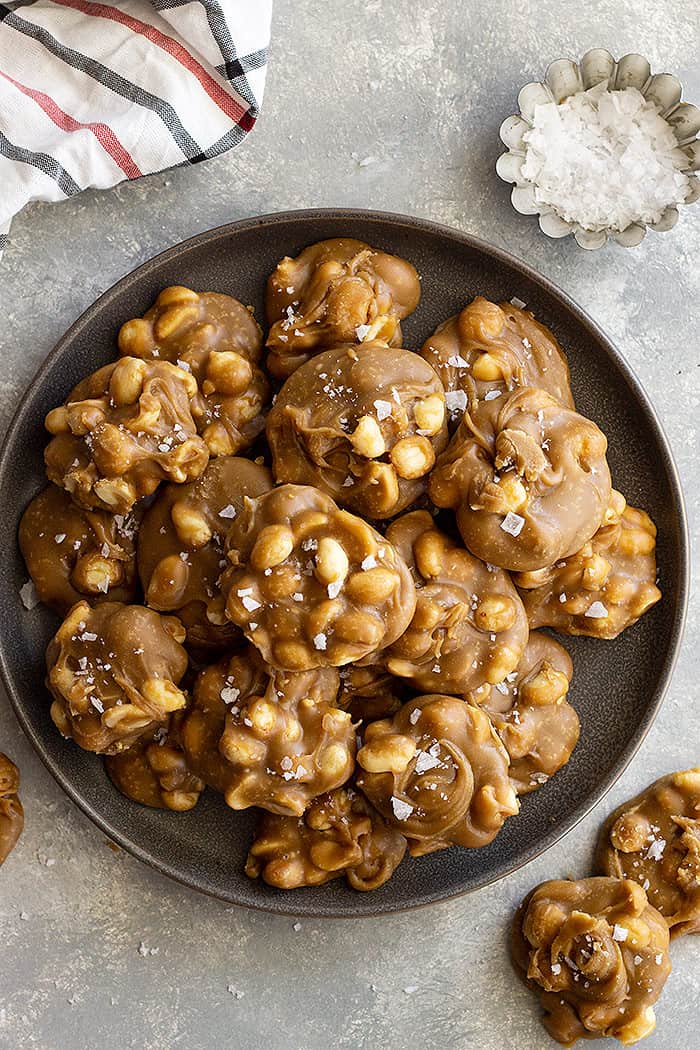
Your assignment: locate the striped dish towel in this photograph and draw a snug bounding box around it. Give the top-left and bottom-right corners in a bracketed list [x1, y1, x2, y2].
[0, 0, 272, 256]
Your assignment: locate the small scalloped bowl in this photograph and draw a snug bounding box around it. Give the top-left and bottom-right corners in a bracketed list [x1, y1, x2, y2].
[496, 49, 700, 249]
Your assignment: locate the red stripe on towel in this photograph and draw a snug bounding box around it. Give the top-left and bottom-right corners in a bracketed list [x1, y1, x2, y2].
[0, 69, 143, 179]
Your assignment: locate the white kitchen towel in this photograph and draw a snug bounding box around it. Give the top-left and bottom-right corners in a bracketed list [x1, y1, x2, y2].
[0, 0, 272, 256]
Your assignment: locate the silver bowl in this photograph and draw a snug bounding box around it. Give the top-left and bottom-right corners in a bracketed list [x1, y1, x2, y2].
[497, 49, 700, 249]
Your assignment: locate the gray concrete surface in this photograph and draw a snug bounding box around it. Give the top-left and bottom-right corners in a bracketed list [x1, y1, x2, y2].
[1, 1, 699, 1047]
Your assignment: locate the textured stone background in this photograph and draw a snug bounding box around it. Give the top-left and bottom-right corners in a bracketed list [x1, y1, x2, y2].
[0, 1, 698, 1047]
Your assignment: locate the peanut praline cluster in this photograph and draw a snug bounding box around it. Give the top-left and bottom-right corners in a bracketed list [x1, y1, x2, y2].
[512, 877, 671, 1046]
[596, 767, 700, 938]
[19, 239, 663, 901]
[513, 765, 699, 1047]
[0, 754, 24, 867]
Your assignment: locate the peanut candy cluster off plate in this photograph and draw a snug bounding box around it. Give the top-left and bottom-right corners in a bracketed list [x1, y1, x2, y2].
[512, 766, 699, 1047]
[512, 877, 671, 1047]
[17, 237, 663, 901]
[0, 754, 24, 867]
[596, 767, 700, 938]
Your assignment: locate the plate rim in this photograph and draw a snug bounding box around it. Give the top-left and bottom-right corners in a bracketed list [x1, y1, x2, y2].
[0, 207, 689, 918]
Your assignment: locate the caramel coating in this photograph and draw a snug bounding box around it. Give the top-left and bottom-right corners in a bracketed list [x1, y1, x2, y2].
[469, 631, 579, 793]
[337, 659, 405, 722]
[138, 457, 272, 651]
[597, 768, 700, 938]
[420, 297, 574, 431]
[46, 601, 188, 755]
[512, 877, 671, 1046]
[221, 484, 417, 670]
[514, 491, 662, 639]
[182, 647, 353, 816]
[356, 695, 518, 856]
[119, 285, 262, 363]
[44, 358, 210, 513]
[19, 484, 139, 615]
[219, 664, 353, 816]
[384, 510, 528, 694]
[265, 238, 421, 378]
[180, 647, 268, 794]
[266, 344, 448, 519]
[246, 787, 407, 891]
[430, 387, 611, 571]
[105, 712, 204, 811]
[0, 753, 24, 866]
[118, 286, 269, 457]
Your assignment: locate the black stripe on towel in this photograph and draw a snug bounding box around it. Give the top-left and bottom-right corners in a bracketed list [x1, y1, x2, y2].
[216, 48, 268, 93]
[0, 128, 81, 195]
[150, 0, 264, 111]
[199, 120, 248, 160]
[197, 0, 257, 108]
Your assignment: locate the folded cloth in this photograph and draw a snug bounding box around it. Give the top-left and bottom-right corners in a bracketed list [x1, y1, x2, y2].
[0, 0, 272, 256]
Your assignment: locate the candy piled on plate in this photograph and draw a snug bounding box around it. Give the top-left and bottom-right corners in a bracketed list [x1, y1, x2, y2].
[18, 237, 662, 894]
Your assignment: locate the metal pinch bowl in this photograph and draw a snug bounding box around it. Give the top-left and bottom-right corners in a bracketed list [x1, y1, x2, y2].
[496, 48, 700, 249]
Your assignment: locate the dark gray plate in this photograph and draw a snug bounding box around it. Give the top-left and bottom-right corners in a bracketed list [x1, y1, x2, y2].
[0, 209, 688, 917]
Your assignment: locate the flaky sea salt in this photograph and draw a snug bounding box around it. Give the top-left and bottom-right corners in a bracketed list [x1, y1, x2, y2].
[415, 746, 442, 774]
[445, 389, 468, 417]
[19, 579, 39, 610]
[522, 83, 689, 232]
[373, 399, 393, 421]
[585, 600, 608, 619]
[500, 511, 525, 537]
[646, 838, 666, 861]
[391, 796, 414, 821]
